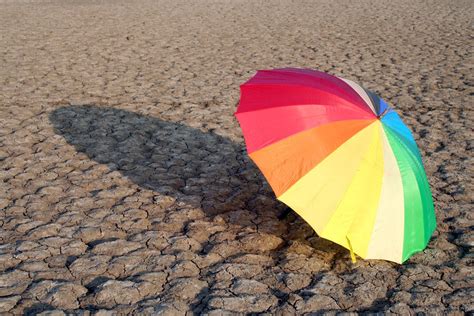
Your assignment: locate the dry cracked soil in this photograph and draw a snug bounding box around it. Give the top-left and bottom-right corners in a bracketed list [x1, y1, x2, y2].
[0, 0, 473, 314]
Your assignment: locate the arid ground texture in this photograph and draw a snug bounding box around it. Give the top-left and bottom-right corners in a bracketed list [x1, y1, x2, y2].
[1, 0, 473, 314]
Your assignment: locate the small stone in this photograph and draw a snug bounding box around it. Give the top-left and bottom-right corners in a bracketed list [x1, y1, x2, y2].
[69, 255, 111, 279]
[94, 280, 141, 308]
[207, 294, 278, 313]
[19, 260, 49, 272]
[192, 253, 222, 269]
[16, 240, 40, 252]
[168, 260, 200, 279]
[28, 224, 61, 239]
[231, 279, 269, 295]
[0, 295, 21, 312]
[295, 294, 340, 311]
[46, 283, 88, 309]
[40, 237, 70, 248]
[135, 272, 168, 297]
[442, 287, 474, 311]
[60, 240, 88, 256]
[281, 254, 328, 273]
[231, 254, 274, 266]
[106, 255, 146, 278]
[239, 233, 284, 252]
[15, 220, 45, 233]
[92, 239, 142, 256]
[28, 281, 87, 309]
[0, 254, 20, 271]
[0, 270, 30, 296]
[165, 278, 208, 301]
[150, 302, 190, 315]
[14, 249, 52, 261]
[0, 199, 9, 209]
[94, 310, 115, 316]
[286, 241, 315, 256]
[284, 273, 312, 291]
[36, 310, 66, 316]
[389, 303, 415, 315]
[73, 227, 102, 244]
[455, 233, 474, 248]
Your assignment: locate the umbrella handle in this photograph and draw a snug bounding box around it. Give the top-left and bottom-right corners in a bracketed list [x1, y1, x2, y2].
[346, 237, 357, 263]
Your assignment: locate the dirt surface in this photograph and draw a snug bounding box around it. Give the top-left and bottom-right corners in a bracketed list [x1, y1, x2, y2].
[1, 0, 473, 314]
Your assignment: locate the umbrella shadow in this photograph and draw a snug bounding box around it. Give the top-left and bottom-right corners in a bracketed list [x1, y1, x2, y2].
[49, 104, 289, 223]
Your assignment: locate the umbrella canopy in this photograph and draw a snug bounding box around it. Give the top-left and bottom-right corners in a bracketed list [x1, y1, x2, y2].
[235, 68, 436, 264]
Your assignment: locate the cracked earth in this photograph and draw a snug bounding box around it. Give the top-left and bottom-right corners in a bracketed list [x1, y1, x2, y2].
[0, 0, 473, 314]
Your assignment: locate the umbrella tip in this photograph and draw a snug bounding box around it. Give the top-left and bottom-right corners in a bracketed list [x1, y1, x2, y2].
[377, 107, 390, 120]
[350, 251, 357, 263]
[346, 237, 357, 263]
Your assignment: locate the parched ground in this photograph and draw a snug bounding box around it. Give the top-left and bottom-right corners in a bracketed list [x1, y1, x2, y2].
[0, 0, 473, 314]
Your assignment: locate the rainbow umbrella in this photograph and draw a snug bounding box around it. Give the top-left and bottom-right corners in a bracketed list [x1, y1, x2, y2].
[235, 68, 436, 263]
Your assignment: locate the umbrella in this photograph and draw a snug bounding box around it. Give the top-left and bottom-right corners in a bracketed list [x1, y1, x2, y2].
[235, 68, 436, 263]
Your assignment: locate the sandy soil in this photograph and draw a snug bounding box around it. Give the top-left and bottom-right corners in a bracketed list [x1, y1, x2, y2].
[1, 0, 473, 314]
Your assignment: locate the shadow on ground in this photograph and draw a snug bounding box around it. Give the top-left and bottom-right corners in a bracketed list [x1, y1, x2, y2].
[49, 104, 290, 220]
